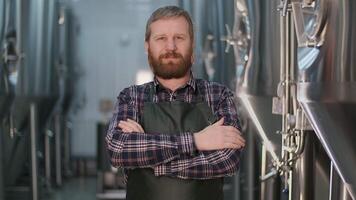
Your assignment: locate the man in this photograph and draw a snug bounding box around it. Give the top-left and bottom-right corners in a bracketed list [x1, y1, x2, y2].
[106, 5, 245, 200]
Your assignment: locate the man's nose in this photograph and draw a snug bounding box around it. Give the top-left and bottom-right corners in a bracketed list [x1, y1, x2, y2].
[165, 38, 177, 51]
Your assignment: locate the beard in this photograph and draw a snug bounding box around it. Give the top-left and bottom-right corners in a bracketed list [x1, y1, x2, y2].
[148, 48, 193, 80]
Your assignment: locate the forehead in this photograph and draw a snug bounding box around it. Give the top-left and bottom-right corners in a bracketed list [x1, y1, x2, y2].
[150, 16, 190, 36]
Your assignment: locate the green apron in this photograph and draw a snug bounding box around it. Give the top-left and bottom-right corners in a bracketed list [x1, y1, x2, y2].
[126, 85, 224, 200]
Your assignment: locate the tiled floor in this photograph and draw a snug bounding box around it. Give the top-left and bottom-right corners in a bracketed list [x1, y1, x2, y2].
[5, 176, 126, 200]
[47, 177, 97, 200]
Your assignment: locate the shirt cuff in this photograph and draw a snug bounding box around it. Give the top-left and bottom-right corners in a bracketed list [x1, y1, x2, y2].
[176, 132, 197, 156]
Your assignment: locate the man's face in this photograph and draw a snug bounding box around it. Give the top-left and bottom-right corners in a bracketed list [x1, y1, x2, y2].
[145, 16, 194, 80]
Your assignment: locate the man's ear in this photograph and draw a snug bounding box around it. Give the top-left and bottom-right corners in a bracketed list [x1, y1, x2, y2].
[144, 41, 149, 54]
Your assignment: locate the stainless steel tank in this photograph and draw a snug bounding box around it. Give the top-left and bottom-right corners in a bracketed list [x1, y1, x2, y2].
[232, 0, 334, 199]
[0, 0, 13, 120]
[180, 0, 236, 88]
[232, 1, 283, 199]
[182, 2, 242, 199]
[232, 0, 283, 200]
[2, 0, 60, 188]
[296, 0, 356, 198]
[1, 0, 14, 198]
[234, 0, 282, 166]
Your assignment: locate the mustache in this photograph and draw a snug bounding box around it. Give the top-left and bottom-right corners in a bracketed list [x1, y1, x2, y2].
[159, 51, 183, 59]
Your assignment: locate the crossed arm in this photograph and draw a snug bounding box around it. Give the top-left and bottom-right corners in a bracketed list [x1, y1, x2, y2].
[105, 88, 245, 179]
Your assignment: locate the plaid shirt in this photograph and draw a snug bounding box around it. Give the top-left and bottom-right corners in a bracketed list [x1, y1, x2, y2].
[106, 75, 242, 182]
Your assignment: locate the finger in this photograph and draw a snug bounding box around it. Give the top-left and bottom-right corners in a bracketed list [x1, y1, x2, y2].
[213, 117, 224, 126]
[127, 119, 144, 132]
[232, 135, 246, 146]
[126, 119, 139, 131]
[119, 124, 132, 132]
[235, 134, 246, 144]
[124, 119, 144, 132]
[223, 126, 243, 136]
[236, 129, 243, 135]
[118, 122, 135, 132]
[223, 142, 240, 149]
[120, 120, 140, 132]
[225, 136, 244, 147]
[122, 128, 133, 133]
[225, 139, 245, 149]
[225, 134, 246, 147]
[225, 129, 245, 143]
[121, 126, 134, 133]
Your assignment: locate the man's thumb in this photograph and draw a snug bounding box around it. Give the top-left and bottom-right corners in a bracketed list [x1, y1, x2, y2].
[214, 117, 224, 126]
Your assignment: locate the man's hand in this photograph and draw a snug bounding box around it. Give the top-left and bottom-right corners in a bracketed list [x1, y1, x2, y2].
[193, 118, 245, 151]
[118, 119, 144, 133]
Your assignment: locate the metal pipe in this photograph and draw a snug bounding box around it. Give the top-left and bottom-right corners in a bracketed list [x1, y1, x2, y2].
[292, 131, 315, 200]
[233, 171, 241, 200]
[260, 145, 267, 200]
[15, 0, 24, 94]
[63, 119, 71, 176]
[30, 103, 38, 200]
[0, 128, 5, 200]
[246, 121, 258, 200]
[44, 128, 51, 186]
[281, 4, 292, 199]
[15, 0, 21, 62]
[55, 114, 62, 186]
[329, 162, 339, 200]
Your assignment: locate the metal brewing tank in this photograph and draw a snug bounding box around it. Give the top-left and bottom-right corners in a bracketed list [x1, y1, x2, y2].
[1, 0, 16, 198]
[0, 0, 13, 120]
[181, 1, 241, 199]
[232, 1, 284, 199]
[234, 0, 282, 165]
[233, 0, 330, 199]
[296, 0, 356, 198]
[0, 0, 7, 198]
[2, 0, 59, 188]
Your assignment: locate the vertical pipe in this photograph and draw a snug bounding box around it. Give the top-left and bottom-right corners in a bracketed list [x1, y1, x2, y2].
[330, 162, 338, 200]
[261, 145, 281, 200]
[30, 103, 38, 200]
[16, 0, 22, 73]
[233, 172, 241, 200]
[292, 131, 315, 200]
[279, 4, 285, 87]
[280, 3, 290, 198]
[286, 10, 293, 200]
[15, 0, 23, 94]
[44, 127, 51, 185]
[246, 123, 258, 200]
[63, 119, 71, 176]
[55, 114, 62, 186]
[0, 128, 4, 200]
[260, 145, 267, 200]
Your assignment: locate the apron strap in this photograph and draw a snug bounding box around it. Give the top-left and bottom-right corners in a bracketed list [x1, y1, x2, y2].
[147, 80, 205, 103]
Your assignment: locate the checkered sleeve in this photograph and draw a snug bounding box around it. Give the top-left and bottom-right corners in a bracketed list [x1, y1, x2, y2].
[154, 87, 243, 179]
[105, 87, 197, 169]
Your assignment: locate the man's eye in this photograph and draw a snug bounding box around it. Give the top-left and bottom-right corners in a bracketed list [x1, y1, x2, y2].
[157, 37, 165, 41]
[176, 36, 184, 40]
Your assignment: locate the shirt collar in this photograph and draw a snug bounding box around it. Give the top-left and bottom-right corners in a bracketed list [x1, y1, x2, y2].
[153, 71, 196, 92]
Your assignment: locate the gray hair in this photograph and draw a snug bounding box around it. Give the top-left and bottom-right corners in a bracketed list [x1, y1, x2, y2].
[145, 6, 194, 42]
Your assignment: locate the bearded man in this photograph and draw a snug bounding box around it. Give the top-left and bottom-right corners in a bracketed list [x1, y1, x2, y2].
[106, 5, 245, 200]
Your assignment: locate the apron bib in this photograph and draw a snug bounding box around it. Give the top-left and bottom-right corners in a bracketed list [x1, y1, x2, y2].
[126, 85, 224, 200]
